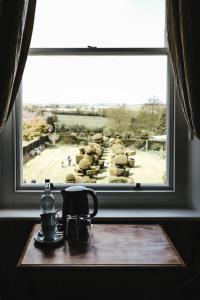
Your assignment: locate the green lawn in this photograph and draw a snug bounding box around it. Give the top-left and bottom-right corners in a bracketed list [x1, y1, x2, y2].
[56, 114, 108, 128]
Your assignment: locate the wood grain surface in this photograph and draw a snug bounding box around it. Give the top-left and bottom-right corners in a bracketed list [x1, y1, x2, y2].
[18, 224, 185, 268]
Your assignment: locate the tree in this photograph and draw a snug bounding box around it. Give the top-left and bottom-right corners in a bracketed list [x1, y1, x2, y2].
[23, 116, 50, 141]
[142, 96, 162, 115]
[138, 97, 166, 136]
[45, 113, 58, 131]
[155, 108, 166, 135]
[105, 106, 132, 132]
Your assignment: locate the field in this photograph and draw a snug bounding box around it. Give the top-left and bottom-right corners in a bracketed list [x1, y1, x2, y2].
[56, 114, 108, 128]
[23, 144, 166, 184]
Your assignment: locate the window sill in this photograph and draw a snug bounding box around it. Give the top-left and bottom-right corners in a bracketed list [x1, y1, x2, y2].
[0, 208, 200, 220]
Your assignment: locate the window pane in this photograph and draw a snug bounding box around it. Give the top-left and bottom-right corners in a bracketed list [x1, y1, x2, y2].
[31, 0, 166, 48]
[22, 55, 167, 185]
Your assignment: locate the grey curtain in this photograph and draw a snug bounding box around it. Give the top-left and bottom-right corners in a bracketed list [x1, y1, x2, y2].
[167, 0, 200, 139]
[0, 0, 36, 132]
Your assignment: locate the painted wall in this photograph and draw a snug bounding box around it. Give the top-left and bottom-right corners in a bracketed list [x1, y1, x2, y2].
[188, 136, 200, 210]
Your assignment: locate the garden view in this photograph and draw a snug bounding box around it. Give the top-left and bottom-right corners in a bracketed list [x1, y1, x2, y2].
[22, 98, 167, 185]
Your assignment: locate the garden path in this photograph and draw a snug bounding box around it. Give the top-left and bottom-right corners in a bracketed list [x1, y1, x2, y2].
[23, 145, 165, 185]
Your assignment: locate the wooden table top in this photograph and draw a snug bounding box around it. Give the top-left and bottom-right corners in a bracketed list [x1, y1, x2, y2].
[18, 224, 185, 268]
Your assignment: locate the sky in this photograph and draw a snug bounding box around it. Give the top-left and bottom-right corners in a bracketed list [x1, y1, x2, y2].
[23, 0, 166, 106]
[30, 0, 166, 48]
[23, 56, 167, 105]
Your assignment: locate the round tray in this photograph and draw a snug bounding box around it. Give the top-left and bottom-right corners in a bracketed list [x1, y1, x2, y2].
[34, 231, 64, 247]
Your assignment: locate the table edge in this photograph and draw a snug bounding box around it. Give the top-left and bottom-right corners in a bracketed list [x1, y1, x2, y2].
[17, 224, 38, 268]
[159, 225, 186, 267]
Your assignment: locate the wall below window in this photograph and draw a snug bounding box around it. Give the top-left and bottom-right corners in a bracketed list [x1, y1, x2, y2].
[188, 136, 200, 210]
[0, 218, 200, 299]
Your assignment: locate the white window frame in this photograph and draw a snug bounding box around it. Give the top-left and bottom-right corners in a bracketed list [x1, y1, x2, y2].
[19, 48, 171, 190]
[0, 56, 188, 209]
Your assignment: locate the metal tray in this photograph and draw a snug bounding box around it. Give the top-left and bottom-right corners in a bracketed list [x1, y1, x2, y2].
[34, 230, 64, 246]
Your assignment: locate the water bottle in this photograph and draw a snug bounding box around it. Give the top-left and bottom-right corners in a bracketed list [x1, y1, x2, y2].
[41, 179, 55, 213]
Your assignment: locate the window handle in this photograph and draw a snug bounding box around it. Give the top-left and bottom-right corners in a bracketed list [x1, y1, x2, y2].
[135, 183, 141, 190]
[87, 45, 98, 48]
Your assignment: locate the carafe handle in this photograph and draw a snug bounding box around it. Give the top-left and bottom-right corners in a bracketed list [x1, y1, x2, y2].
[86, 189, 98, 218]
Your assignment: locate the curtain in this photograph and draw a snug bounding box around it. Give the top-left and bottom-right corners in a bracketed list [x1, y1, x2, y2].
[167, 0, 200, 139]
[0, 0, 36, 132]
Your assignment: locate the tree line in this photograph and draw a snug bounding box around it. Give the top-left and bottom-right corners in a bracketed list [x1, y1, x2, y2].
[23, 98, 166, 141]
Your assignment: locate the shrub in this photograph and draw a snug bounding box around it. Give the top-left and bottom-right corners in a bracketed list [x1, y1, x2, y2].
[114, 154, 128, 166]
[122, 132, 131, 140]
[112, 143, 123, 154]
[92, 133, 103, 142]
[103, 127, 114, 137]
[109, 176, 128, 183]
[65, 173, 76, 183]
[114, 131, 121, 138]
[149, 142, 163, 151]
[79, 158, 91, 170]
[134, 139, 146, 150]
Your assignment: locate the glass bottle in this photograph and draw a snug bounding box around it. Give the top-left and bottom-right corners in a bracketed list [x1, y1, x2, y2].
[41, 179, 55, 213]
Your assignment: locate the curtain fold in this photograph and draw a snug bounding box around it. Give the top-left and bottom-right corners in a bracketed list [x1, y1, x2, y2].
[0, 0, 36, 132]
[167, 0, 200, 139]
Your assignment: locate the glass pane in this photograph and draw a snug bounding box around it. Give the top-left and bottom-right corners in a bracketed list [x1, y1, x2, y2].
[22, 55, 167, 185]
[31, 0, 166, 48]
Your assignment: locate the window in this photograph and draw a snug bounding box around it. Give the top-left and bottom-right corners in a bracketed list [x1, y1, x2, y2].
[0, 0, 188, 208]
[21, 0, 168, 187]
[22, 55, 168, 186]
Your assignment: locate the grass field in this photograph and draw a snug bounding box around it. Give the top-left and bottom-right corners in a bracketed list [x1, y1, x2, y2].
[56, 114, 108, 128]
[23, 144, 166, 184]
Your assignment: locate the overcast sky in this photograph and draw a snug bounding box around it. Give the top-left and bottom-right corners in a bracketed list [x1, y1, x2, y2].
[23, 0, 166, 106]
[30, 0, 165, 48]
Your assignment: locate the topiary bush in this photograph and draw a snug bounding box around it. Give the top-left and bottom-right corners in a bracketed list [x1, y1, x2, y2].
[114, 154, 128, 166]
[79, 158, 91, 170]
[65, 173, 76, 183]
[109, 176, 128, 183]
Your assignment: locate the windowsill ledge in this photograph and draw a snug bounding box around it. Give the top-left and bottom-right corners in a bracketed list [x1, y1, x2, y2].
[0, 208, 200, 220]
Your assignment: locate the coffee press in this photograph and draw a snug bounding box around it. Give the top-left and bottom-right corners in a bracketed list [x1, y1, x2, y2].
[61, 185, 98, 243]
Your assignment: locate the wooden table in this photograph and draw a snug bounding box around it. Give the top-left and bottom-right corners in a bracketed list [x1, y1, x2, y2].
[17, 224, 186, 300]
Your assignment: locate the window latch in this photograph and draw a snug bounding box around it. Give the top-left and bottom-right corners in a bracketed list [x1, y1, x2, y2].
[135, 183, 141, 190]
[87, 45, 98, 48]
